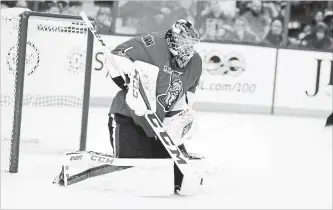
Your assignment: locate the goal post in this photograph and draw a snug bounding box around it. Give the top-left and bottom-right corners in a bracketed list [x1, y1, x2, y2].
[1, 9, 94, 173]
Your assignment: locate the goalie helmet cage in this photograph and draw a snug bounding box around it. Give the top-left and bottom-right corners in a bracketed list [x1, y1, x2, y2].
[0, 10, 94, 173]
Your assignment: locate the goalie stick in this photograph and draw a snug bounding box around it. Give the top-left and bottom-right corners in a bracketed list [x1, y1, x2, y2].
[79, 12, 200, 179]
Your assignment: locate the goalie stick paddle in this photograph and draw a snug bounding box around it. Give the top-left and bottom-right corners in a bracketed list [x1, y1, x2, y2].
[79, 12, 199, 179]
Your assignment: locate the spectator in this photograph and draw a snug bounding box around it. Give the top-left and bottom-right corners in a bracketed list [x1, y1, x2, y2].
[312, 10, 324, 26]
[156, 0, 195, 32]
[62, 1, 82, 16]
[199, 1, 233, 40]
[299, 24, 312, 39]
[279, 1, 287, 18]
[296, 10, 325, 43]
[225, 16, 257, 43]
[0, 1, 11, 9]
[44, 1, 60, 14]
[262, 1, 280, 19]
[300, 22, 333, 50]
[1, 0, 31, 9]
[57, 1, 69, 13]
[117, 1, 161, 34]
[237, 1, 251, 15]
[95, 6, 112, 34]
[218, 0, 238, 19]
[323, 10, 333, 36]
[264, 18, 283, 45]
[241, 0, 271, 42]
[15, 0, 27, 8]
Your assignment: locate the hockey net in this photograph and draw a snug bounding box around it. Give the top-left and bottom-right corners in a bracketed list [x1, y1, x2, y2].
[0, 9, 93, 173]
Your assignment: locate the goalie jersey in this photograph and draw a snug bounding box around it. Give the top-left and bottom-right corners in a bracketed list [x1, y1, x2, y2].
[109, 32, 202, 137]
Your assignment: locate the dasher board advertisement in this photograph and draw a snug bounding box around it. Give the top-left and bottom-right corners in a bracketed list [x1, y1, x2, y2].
[274, 49, 333, 117]
[195, 43, 277, 113]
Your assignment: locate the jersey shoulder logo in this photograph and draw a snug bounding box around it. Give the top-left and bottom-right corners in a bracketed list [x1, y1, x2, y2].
[142, 34, 155, 47]
[163, 61, 173, 74]
[157, 71, 183, 112]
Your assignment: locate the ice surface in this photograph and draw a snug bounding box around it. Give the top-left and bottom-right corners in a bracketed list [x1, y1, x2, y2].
[1, 107, 332, 209]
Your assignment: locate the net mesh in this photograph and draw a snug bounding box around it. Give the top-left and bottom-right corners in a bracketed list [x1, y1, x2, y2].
[1, 9, 89, 172]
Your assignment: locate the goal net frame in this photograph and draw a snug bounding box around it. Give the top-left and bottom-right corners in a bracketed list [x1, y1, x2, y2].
[3, 11, 94, 173]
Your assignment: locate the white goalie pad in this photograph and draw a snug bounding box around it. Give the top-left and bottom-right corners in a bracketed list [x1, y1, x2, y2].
[53, 151, 174, 196]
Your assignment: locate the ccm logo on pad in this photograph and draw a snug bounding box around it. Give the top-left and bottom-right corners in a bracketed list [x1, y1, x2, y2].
[90, 155, 115, 165]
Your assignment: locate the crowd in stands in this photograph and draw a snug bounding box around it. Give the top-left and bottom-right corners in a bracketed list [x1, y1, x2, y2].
[197, 1, 286, 45]
[288, 1, 333, 50]
[1, 0, 333, 50]
[1, 0, 81, 15]
[1, 0, 114, 33]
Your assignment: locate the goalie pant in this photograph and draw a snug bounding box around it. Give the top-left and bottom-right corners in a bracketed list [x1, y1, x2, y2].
[108, 113, 191, 192]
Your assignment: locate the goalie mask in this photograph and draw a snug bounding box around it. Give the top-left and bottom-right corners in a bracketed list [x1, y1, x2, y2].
[165, 19, 200, 68]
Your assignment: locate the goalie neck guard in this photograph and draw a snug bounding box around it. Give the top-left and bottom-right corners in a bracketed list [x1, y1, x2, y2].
[165, 19, 200, 69]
